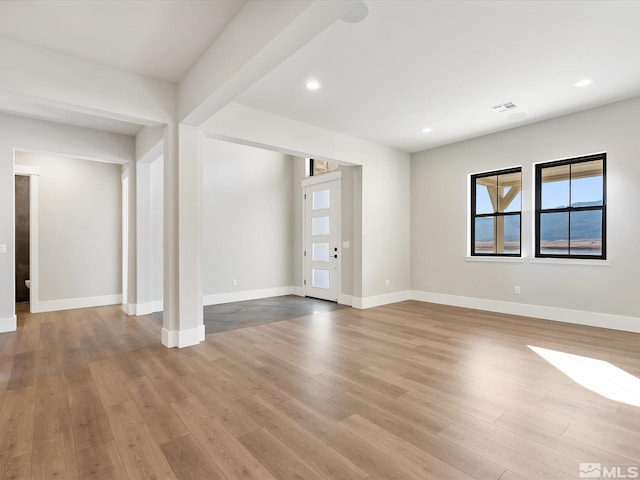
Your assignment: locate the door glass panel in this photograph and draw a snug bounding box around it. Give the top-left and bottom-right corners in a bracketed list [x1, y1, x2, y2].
[312, 243, 330, 262]
[312, 216, 330, 236]
[312, 190, 330, 210]
[312, 269, 330, 289]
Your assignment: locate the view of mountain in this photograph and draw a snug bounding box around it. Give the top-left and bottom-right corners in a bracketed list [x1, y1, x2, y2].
[475, 201, 603, 242]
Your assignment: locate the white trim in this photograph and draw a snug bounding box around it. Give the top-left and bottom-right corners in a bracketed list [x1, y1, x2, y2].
[32, 294, 122, 313]
[465, 256, 526, 263]
[0, 316, 17, 333]
[152, 300, 163, 313]
[14, 164, 40, 315]
[14, 165, 40, 176]
[162, 324, 205, 348]
[352, 290, 412, 309]
[410, 291, 640, 334]
[203, 286, 295, 306]
[338, 294, 353, 306]
[528, 257, 610, 266]
[301, 169, 342, 187]
[292, 287, 305, 297]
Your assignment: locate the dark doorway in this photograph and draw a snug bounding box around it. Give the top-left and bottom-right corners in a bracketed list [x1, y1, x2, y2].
[15, 175, 30, 303]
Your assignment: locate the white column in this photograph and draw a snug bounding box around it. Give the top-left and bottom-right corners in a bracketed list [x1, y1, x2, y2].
[134, 161, 152, 315]
[161, 123, 204, 348]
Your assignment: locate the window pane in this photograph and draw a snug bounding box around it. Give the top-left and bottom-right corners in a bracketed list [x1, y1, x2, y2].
[312, 269, 330, 289]
[313, 160, 338, 176]
[475, 176, 496, 214]
[498, 171, 521, 213]
[474, 217, 495, 254]
[502, 215, 521, 254]
[312, 243, 330, 262]
[570, 210, 602, 256]
[540, 212, 569, 255]
[571, 160, 603, 207]
[312, 216, 330, 236]
[541, 164, 570, 209]
[312, 190, 330, 210]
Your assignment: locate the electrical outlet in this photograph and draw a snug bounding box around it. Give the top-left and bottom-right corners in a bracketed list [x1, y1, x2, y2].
[0, 244, 6, 254]
[514, 285, 521, 295]
[232, 279, 237, 286]
[385, 279, 390, 287]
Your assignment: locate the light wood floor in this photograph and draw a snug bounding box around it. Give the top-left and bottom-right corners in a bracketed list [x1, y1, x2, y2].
[1, 300, 639, 479]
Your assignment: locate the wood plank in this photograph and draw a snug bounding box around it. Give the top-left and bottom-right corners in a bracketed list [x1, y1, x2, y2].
[160, 434, 227, 480]
[125, 376, 190, 445]
[104, 400, 177, 480]
[67, 379, 114, 451]
[340, 414, 478, 480]
[6, 352, 36, 390]
[88, 359, 130, 408]
[240, 428, 327, 480]
[76, 441, 129, 480]
[35, 372, 68, 417]
[171, 395, 277, 480]
[31, 408, 78, 480]
[240, 394, 368, 480]
[0, 386, 36, 458]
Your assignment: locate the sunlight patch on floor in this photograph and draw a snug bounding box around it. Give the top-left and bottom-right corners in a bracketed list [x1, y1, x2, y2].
[529, 345, 640, 407]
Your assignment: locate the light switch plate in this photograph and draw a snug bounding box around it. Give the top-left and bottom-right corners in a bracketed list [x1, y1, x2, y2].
[0, 244, 6, 254]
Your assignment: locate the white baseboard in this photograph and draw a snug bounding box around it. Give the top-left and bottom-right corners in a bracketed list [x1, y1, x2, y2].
[203, 286, 295, 306]
[123, 300, 164, 316]
[338, 294, 353, 306]
[352, 290, 412, 309]
[31, 294, 122, 313]
[162, 324, 205, 348]
[0, 315, 17, 333]
[411, 290, 640, 334]
[292, 287, 305, 297]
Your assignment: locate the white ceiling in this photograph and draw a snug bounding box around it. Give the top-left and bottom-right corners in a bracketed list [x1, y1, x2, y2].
[0, 0, 245, 84]
[237, 0, 640, 152]
[1, 1, 640, 152]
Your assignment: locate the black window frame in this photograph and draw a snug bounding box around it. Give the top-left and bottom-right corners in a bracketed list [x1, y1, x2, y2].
[534, 153, 607, 260]
[470, 166, 522, 257]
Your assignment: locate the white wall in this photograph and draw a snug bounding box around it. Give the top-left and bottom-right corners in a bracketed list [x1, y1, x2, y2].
[15, 151, 123, 309]
[202, 103, 411, 307]
[0, 113, 133, 331]
[202, 138, 297, 299]
[411, 97, 640, 327]
[150, 156, 164, 307]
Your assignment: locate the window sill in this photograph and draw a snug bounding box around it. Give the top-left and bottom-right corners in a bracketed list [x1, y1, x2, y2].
[528, 257, 610, 266]
[465, 256, 526, 263]
[465, 256, 611, 266]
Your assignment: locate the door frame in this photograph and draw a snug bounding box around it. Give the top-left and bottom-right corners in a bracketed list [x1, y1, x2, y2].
[14, 164, 40, 313]
[301, 170, 342, 301]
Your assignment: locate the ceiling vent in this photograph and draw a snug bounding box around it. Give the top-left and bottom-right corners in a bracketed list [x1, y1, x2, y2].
[490, 101, 518, 113]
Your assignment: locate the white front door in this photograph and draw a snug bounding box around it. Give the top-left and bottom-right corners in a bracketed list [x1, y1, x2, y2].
[303, 176, 341, 301]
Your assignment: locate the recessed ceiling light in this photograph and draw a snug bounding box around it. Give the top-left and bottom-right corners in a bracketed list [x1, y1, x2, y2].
[574, 79, 593, 88]
[422, 127, 433, 133]
[306, 80, 321, 91]
[341, 2, 369, 23]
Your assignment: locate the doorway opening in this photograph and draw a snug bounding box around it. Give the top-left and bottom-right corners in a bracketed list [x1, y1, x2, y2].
[302, 170, 342, 302]
[15, 175, 30, 304]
